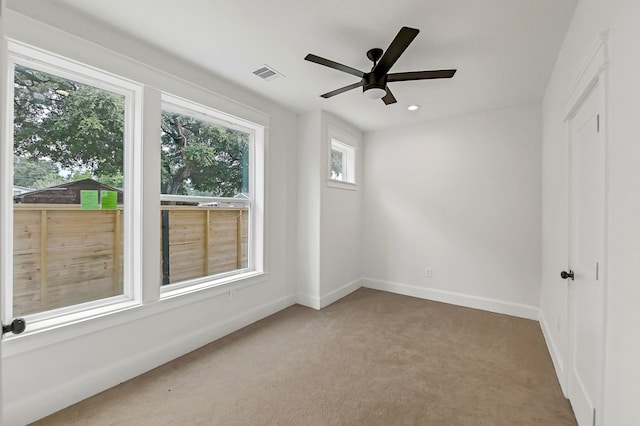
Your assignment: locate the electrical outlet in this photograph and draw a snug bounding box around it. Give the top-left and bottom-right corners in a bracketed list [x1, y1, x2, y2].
[229, 289, 237, 301]
[426, 268, 432, 278]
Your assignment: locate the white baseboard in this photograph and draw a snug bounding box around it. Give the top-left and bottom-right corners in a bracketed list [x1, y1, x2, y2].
[296, 293, 321, 310]
[296, 278, 363, 310]
[538, 309, 567, 397]
[362, 277, 540, 320]
[319, 278, 362, 308]
[3, 294, 296, 426]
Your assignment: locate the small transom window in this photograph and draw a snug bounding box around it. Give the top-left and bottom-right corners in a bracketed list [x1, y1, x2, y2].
[330, 139, 356, 184]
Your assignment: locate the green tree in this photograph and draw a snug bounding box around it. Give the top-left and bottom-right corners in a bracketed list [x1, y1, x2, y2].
[13, 64, 125, 178]
[96, 171, 124, 188]
[71, 171, 92, 181]
[31, 174, 66, 189]
[161, 111, 248, 197]
[331, 150, 343, 179]
[13, 156, 59, 188]
[14, 64, 246, 197]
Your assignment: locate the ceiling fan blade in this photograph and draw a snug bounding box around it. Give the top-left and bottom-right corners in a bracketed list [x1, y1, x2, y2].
[305, 54, 365, 78]
[382, 87, 397, 105]
[320, 81, 363, 98]
[373, 27, 420, 76]
[387, 69, 457, 82]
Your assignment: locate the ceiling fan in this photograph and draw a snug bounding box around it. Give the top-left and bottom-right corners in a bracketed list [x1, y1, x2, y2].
[304, 26, 457, 105]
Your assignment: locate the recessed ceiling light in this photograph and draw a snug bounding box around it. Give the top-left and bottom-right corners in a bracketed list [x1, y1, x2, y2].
[407, 105, 420, 111]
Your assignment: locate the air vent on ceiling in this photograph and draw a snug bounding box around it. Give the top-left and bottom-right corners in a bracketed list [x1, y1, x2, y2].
[253, 64, 283, 81]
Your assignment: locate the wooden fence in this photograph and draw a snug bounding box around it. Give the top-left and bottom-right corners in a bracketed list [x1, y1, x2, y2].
[13, 204, 248, 317]
[161, 206, 248, 285]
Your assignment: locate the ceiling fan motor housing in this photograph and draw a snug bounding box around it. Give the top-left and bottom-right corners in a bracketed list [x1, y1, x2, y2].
[363, 72, 387, 95]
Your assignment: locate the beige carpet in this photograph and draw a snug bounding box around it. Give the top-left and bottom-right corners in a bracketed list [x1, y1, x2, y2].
[32, 288, 576, 425]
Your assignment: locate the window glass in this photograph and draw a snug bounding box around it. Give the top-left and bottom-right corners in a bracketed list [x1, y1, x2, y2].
[329, 138, 355, 184]
[159, 105, 251, 286]
[331, 148, 345, 181]
[12, 62, 126, 316]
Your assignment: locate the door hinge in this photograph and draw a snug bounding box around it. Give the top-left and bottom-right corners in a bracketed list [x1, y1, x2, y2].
[593, 408, 597, 426]
[597, 114, 600, 133]
[596, 262, 599, 281]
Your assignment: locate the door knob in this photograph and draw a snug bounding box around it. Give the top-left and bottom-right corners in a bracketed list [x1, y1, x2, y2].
[2, 318, 26, 336]
[560, 270, 574, 280]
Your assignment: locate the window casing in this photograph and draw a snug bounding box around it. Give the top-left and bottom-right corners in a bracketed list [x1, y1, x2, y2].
[3, 42, 141, 326]
[328, 129, 357, 188]
[1, 42, 265, 331]
[159, 94, 263, 293]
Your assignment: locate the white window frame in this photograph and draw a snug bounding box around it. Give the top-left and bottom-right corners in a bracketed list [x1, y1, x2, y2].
[1, 41, 143, 328]
[1, 41, 266, 336]
[327, 127, 358, 190]
[159, 93, 264, 297]
[330, 140, 354, 182]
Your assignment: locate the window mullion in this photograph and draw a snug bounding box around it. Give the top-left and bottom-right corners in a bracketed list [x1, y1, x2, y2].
[141, 87, 161, 304]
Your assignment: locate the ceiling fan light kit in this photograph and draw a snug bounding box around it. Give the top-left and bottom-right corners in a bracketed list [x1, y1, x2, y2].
[305, 26, 457, 105]
[363, 87, 387, 99]
[363, 69, 387, 99]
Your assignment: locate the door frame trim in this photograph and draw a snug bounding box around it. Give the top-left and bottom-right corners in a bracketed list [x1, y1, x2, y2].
[564, 30, 609, 121]
[564, 30, 610, 426]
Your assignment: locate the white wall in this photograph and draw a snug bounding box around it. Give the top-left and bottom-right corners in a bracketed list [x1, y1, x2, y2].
[541, 0, 640, 423]
[319, 112, 363, 304]
[2, 4, 298, 425]
[362, 104, 542, 319]
[296, 111, 322, 306]
[296, 111, 363, 309]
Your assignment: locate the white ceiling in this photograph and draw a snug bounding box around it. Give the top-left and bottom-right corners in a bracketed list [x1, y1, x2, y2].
[45, 0, 577, 131]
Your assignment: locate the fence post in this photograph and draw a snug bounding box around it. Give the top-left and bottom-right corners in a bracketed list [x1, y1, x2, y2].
[204, 210, 210, 276]
[236, 210, 242, 269]
[161, 210, 170, 285]
[39, 209, 48, 309]
[113, 208, 121, 293]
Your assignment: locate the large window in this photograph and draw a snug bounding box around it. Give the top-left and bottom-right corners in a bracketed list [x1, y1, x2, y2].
[6, 45, 136, 321]
[159, 96, 259, 290]
[2, 43, 264, 330]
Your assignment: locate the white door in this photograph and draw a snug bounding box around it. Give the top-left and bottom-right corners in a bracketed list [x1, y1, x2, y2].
[566, 81, 606, 426]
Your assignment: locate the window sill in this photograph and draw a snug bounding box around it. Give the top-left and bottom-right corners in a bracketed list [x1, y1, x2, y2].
[327, 180, 358, 191]
[160, 270, 267, 301]
[3, 272, 268, 357]
[2, 297, 141, 356]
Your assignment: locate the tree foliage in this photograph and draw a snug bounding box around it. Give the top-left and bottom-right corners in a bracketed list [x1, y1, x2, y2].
[330, 149, 343, 179]
[32, 173, 66, 189]
[13, 156, 59, 188]
[13, 63, 247, 196]
[14, 64, 125, 178]
[161, 111, 248, 197]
